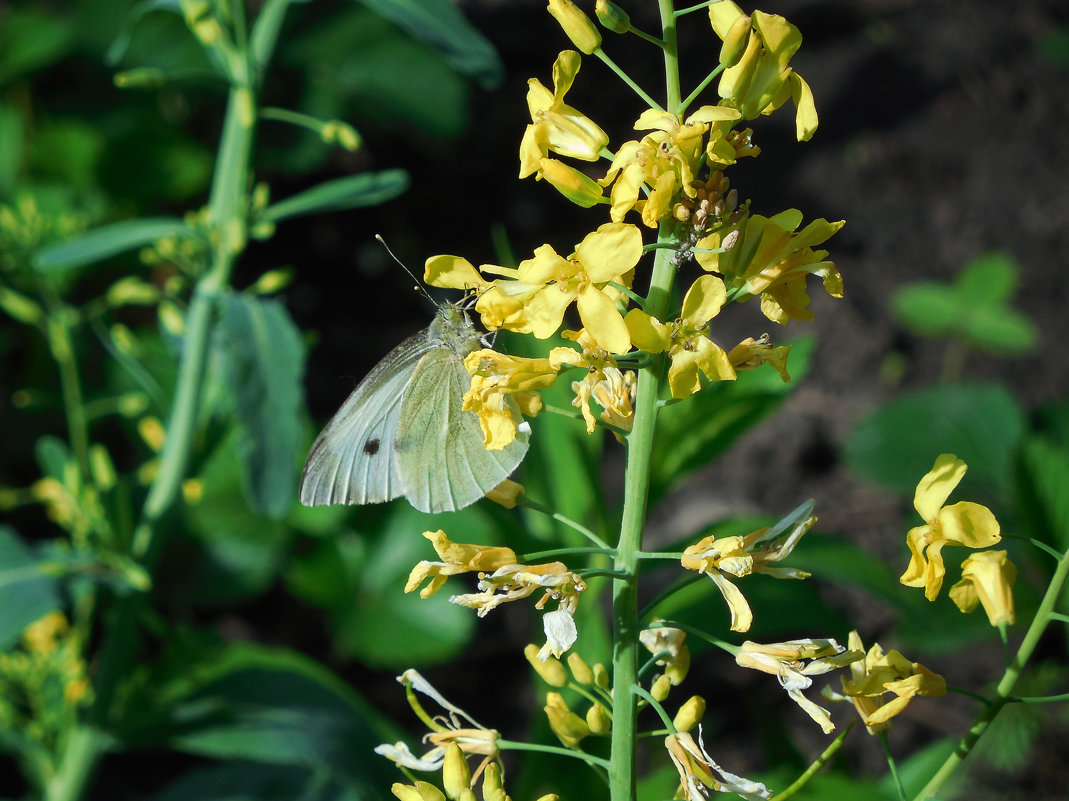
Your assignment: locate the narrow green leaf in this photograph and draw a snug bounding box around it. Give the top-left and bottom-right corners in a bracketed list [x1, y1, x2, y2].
[0, 9, 73, 83]
[260, 170, 410, 223]
[104, 0, 182, 66]
[216, 293, 305, 519]
[250, 0, 311, 76]
[354, 0, 503, 89]
[0, 104, 23, 195]
[33, 217, 195, 272]
[0, 526, 61, 650]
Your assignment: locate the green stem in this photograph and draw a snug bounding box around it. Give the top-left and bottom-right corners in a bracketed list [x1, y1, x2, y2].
[608, 219, 677, 801]
[912, 545, 1069, 800]
[879, 731, 908, 801]
[44, 73, 258, 801]
[39, 287, 90, 480]
[593, 48, 663, 111]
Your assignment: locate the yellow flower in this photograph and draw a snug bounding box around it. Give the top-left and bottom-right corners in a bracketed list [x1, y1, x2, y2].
[601, 106, 740, 228]
[550, 329, 635, 434]
[680, 507, 814, 632]
[451, 562, 586, 660]
[707, 3, 818, 141]
[462, 350, 556, 450]
[736, 639, 862, 733]
[900, 454, 1002, 601]
[484, 224, 642, 352]
[949, 550, 1016, 626]
[695, 210, 844, 325]
[405, 530, 519, 599]
[539, 157, 605, 207]
[375, 669, 499, 777]
[546, 0, 601, 55]
[520, 50, 608, 180]
[824, 631, 946, 734]
[625, 275, 736, 399]
[727, 334, 791, 382]
[665, 730, 771, 801]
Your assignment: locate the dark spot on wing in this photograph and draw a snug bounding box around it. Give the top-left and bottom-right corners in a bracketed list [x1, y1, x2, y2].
[364, 439, 380, 455]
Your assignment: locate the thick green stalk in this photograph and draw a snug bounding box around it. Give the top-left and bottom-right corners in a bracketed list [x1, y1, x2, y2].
[913, 544, 1069, 800]
[43, 76, 257, 801]
[609, 231, 677, 801]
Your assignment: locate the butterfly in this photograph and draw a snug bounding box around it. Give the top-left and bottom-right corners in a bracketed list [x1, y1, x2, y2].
[299, 302, 530, 514]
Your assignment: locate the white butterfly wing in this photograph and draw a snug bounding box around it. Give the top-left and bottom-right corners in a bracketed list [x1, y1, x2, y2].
[396, 348, 530, 513]
[299, 332, 435, 506]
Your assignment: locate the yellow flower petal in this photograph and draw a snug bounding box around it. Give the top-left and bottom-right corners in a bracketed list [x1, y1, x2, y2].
[424, 255, 490, 292]
[539, 158, 605, 207]
[937, 501, 1001, 548]
[573, 222, 643, 283]
[681, 275, 727, 325]
[623, 309, 671, 352]
[949, 550, 1016, 626]
[913, 453, 966, 519]
[576, 284, 630, 354]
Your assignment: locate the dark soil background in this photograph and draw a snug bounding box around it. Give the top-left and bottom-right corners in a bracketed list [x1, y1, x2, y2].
[282, 1, 1069, 798]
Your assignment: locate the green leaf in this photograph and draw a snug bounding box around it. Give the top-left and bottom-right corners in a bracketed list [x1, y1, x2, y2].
[955, 251, 1018, 304]
[353, 0, 503, 89]
[261, 170, 410, 223]
[1018, 435, 1069, 551]
[250, 0, 310, 75]
[891, 283, 959, 337]
[143, 643, 397, 797]
[149, 761, 366, 801]
[176, 432, 292, 605]
[33, 217, 196, 272]
[35, 434, 73, 480]
[0, 9, 73, 84]
[960, 303, 1036, 353]
[845, 382, 1026, 499]
[0, 526, 61, 650]
[649, 337, 812, 505]
[105, 0, 184, 66]
[0, 104, 23, 195]
[215, 293, 305, 519]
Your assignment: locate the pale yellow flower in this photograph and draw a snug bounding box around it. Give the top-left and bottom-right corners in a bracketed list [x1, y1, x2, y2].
[950, 550, 1016, 626]
[736, 639, 862, 733]
[405, 530, 518, 599]
[550, 329, 635, 433]
[695, 210, 844, 325]
[640, 624, 691, 685]
[823, 631, 946, 734]
[900, 454, 1001, 601]
[726, 334, 791, 382]
[680, 506, 814, 632]
[624, 274, 737, 399]
[520, 50, 608, 179]
[666, 730, 771, 801]
[545, 691, 590, 748]
[375, 669, 499, 777]
[462, 350, 556, 450]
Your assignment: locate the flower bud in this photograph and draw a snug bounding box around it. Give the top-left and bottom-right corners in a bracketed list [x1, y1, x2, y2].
[672, 695, 706, 732]
[525, 643, 568, 686]
[719, 14, 751, 68]
[481, 762, 503, 799]
[593, 662, 610, 689]
[595, 0, 630, 34]
[650, 673, 672, 702]
[442, 743, 471, 801]
[545, 692, 591, 747]
[567, 652, 594, 685]
[586, 701, 612, 735]
[547, 0, 602, 54]
[665, 644, 691, 685]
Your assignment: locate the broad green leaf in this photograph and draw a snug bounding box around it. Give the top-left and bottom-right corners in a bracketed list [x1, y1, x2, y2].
[144, 643, 397, 797]
[955, 251, 1018, 304]
[177, 432, 292, 605]
[891, 738, 958, 799]
[845, 382, 1026, 499]
[261, 170, 409, 223]
[0, 10, 73, 83]
[149, 761, 366, 801]
[961, 303, 1036, 353]
[33, 217, 196, 272]
[328, 503, 478, 667]
[215, 293, 305, 519]
[0, 526, 61, 650]
[354, 0, 503, 89]
[891, 283, 959, 337]
[649, 337, 812, 506]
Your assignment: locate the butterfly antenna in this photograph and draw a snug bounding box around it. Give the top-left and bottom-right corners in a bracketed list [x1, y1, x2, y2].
[375, 234, 434, 303]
